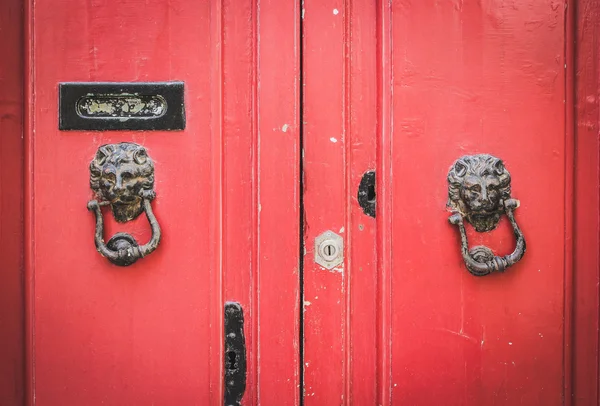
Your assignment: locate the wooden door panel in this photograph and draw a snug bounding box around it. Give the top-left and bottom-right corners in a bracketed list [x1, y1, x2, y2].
[26, 0, 300, 404]
[302, 1, 599, 405]
[389, 2, 566, 404]
[302, 0, 378, 404]
[29, 1, 215, 403]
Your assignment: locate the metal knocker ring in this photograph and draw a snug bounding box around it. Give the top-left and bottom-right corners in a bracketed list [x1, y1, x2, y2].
[447, 154, 526, 276]
[87, 143, 162, 266]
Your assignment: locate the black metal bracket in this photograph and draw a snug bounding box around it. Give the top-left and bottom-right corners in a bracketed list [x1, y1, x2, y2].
[225, 302, 246, 406]
[358, 170, 376, 218]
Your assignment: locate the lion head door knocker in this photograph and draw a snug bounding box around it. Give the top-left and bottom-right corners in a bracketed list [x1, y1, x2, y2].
[446, 154, 526, 276]
[87, 143, 161, 266]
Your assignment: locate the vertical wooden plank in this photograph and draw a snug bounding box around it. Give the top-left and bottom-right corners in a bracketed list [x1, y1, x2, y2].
[222, 1, 300, 404]
[573, 0, 600, 404]
[0, 0, 24, 404]
[256, 1, 302, 404]
[565, 2, 576, 404]
[376, 0, 393, 404]
[303, 0, 378, 403]
[222, 0, 255, 404]
[302, 0, 348, 403]
[209, 0, 224, 403]
[347, 1, 378, 404]
[24, 0, 34, 403]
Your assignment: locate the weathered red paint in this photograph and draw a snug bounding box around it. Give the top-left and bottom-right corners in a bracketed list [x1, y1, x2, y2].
[303, 0, 600, 405]
[0, 0, 24, 404]
[302, 0, 378, 403]
[23, 0, 299, 404]
[390, 1, 569, 404]
[573, 0, 600, 404]
[221, 1, 301, 404]
[0, 0, 596, 405]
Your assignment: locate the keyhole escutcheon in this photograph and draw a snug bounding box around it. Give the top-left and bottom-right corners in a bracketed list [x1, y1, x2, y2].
[314, 230, 344, 269]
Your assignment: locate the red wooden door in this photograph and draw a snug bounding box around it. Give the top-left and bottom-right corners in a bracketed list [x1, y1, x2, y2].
[10, 0, 599, 405]
[302, 1, 599, 406]
[25, 0, 300, 405]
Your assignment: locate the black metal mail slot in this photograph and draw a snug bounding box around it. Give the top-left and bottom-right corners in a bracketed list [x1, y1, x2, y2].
[59, 82, 185, 131]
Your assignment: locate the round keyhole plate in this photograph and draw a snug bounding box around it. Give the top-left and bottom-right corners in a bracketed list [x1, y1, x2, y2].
[319, 240, 338, 261]
[315, 230, 344, 269]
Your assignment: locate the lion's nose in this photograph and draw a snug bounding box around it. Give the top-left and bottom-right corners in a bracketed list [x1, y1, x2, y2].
[479, 197, 495, 210]
[480, 186, 488, 201]
[114, 176, 126, 191]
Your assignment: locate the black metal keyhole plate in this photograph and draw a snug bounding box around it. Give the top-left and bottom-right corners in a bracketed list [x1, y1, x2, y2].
[358, 170, 376, 218]
[224, 302, 246, 406]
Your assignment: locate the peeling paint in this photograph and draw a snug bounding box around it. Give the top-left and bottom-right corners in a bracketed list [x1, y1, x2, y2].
[330, 137, 337, 143]
[333, 8, 339, 15]
[331, 265, 343, 274]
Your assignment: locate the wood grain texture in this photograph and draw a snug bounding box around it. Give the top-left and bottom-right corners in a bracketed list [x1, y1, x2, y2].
[389, 1, 567, 404]
[302, 0, 354, 403]
[0, 0, 24, 404]
[376, 1, 394, 404]
[25, 0, 300, 404]
[303, 1, 599, 405]
[29, 1, 216, 403]
[15, 1, 600, 404]
[223, 1, 301, 403]
[573, 0, 600, 404]
[303, 0, 379, 404]
[253, 0, 301, 403]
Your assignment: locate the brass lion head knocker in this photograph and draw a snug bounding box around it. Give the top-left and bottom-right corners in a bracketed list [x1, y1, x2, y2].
[87, 142, 161, 266]
[447, 154, 526, 276]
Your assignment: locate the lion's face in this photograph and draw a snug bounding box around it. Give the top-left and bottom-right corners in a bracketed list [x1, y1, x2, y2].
[90, 143, 155, 222]
[447, 154, 511, 232]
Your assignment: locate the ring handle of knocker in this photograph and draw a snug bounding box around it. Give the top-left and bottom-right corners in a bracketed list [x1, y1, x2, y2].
[87, 198, 161, 267]
[449, 198, 526, 276]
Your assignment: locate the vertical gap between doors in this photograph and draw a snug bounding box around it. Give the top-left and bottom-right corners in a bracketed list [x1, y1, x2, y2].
[298, 0, 305, 405]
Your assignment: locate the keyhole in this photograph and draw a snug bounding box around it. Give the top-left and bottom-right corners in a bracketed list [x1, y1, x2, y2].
[319, 240, 339, 261]
[367, 182, 376, 203]
[226, 350, 237, 371]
